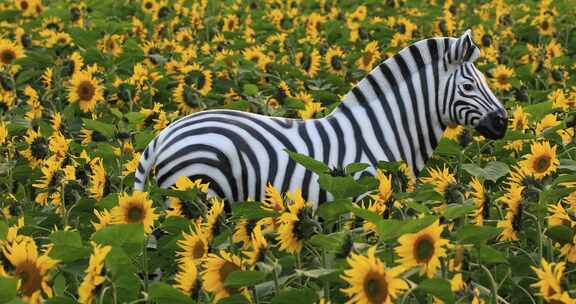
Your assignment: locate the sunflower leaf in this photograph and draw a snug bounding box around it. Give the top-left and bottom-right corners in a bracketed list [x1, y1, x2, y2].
[0, 277, 18, 303]
[546, 225, 574, 245]
[225, 270, 268, 287]
[454, 224, 502, 244]
[285, 149, 330, 175]
[478, 245, 508, 265]
[271, 288, 318, 304]
[82, 118, 116, 138]
[148, 282, 194, 304]
[91, 224, 145, 257]
[317, 198, 352, 221]
[418, 278, 455, 303]
[48, 230, 90, 262]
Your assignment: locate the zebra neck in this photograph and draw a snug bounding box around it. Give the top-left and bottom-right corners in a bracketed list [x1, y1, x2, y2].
[327, 64, 447, 175]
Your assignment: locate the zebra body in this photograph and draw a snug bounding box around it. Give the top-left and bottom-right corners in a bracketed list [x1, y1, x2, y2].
[134, 30, 507, 205]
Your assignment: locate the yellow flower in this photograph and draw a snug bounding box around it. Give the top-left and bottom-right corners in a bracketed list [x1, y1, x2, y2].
[201, 250, 248, 302]
[111, 191, 159, 234]
[78, 243, 112, 304]
[421, 166, 456, 195]
[395, 220, 450, 278]
[2, 239, 59, 302]
[490, 65, 514, 91]
[496, 183, 524, 241]
[531, 259, 566, 301]
[0, 39, 24, 66]
[88, 157, 106, 201]
[173, 260, 198, 296]
[21, 128, 49, 168]
[325, 46, 346, 76]
[520, 141, 559, 179]
[243, 224, 268, 266]
[295, 49, 321, 78]
[205, 197, 225, 240]
[97, 34, 124, 57]
[0, 121, 7, 145]
[233, 217, 259, 249]
[277, 188, 315, 254]
[167, 176, 210, 219]
[547, 202, 574, 228]
[299, 102, 325, 119]
[92, 209, 112, 231]
[177, 223, 209, 264]
[370, 170, 393, 204]
[177, 64, 213, 96]
[356, 41, 380, 72]
[341, 246, 408, 304]
[122, 152, 141, 176]
[442, 124, 464, 141]
[469, 177, 488, 226]
[68, 70, 104, 113]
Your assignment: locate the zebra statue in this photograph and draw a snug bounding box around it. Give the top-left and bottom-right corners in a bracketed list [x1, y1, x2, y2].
[133, 30, 507, 205]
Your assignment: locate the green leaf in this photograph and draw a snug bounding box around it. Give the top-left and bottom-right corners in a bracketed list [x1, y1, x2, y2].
[309, 234, 344, 251]
[224, 270, 268, 287]
[242, 84, 259, 96]
[559, 159, 576, 171]
[91, 224, 145, 257]
[540, 187, 576, 205]
[0, 277, 18, 303]
[442, 202, 475, 220]
[454, 225, 502, 244]
[44, 297, 76, 304]
[218, 294, 250, 304]
[231, 201, 277, 220]
[377, 216, 437, 241]
[418, 278, 455, 304]
[546, 225, 575, 245]
[297, 268, 341, 279]
[285, 150, 329, 175]
[134, 130, 155, 150]
[148, 283, 195, 304]
[150, 185, 198, 202]
[435, 138, 461, 156]
[124, 112, 146, 125]
[0, 221, 7, 240]
[82, 118, 116, 138]
[271, 288, 318, 304]
[345, 163, 370, 175]
[317, 198, 352, 221]
[48, 231, 90, 262]
[318, 175, 374, 200]
[462, 162, 509, 182]
[222, 100, 250, 110]
[478, 245, 508, 265]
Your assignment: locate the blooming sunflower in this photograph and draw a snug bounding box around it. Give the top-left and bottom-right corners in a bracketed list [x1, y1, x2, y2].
[97, 34, 124, 57]
[356, 41, 380, 72]
[325, 46, 346, 76]
[299, 101, 325, 119]
[205, 197, 225, 240]
[243, 224, 268, 266]
[277, 188, 316, 254]
[0, 39, 24, 66]
[341, 246, 408, 304]
[2, 239, 59, 302]
[490, 65, 514, 91]
[420, 166, 460, 204]
[78, 243, 112, 304]
[21, 128, 49, 168]
[172, 81, 203, 115]
[295, 49, 321, 78]
[469, 177, 489, 226]
[201, 250, 248, 302]
[92, 209, 112, 231]
[174, 260, 199, 296]
[111, 191, 159, 234]
[177, 222, 210, 264]
[233, 217, 259, 249]
[395, 220, 450, 278]
[520, 141, 559, 179]
[531, 259, 567, 301]
[87, 157, 107, 201]
[370, 169, 393, 204]
[442, 124, 464, 141]
[68, 70, 104, 113]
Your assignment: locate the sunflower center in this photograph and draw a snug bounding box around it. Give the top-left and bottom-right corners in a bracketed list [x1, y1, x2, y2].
[363, 272, 388, 303]
[144, 1, 153, 9]
[185, 71, 206, 90]
[362, 52, 373, 67]
[191, 240, 205, 259]
[414, 235, 435, 263]
[541, 20, 549, 30]
[30, 137, 49, 159]
[126, 204, 145, 223]
[77, 81, 96, 101]
[497, 74, 508, 85]
[16, 261, 42, 296]
[330, 56, 342, 70]
[515, 120, 524, 131]
[533, 155, 551, 173]
[1, 49, 16, 65]
[20, 1, 29, 10]
[183, 89, 199, 107]
[219, 261, 240, 294]
[301, 54, 311, 71]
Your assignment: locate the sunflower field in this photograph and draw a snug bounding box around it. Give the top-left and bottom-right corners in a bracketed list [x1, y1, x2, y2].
[1, 0, 576, 303]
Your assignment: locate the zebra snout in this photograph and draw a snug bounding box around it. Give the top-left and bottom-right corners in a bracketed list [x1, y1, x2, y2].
[475, 109, 508, 140]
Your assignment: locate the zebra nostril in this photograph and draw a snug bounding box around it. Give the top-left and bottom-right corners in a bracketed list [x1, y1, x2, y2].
[494, 115, 506, 129]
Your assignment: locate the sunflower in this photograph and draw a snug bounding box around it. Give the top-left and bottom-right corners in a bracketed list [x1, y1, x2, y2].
[21, 128, 49, 168]
[324, 46, 346, 76]
[2, 239, 59, 302]
[201, 250, 248, 302]
[490, 65, 514, 91]
[177, 222, 210, 264]
[531, 259, 566, 301]
[341, 246, 408, 304]
[299, 101, 325, 119]
[547, 202, 574, 228]
[174, 260, 199, 296]
[32, 158, 63, 191]
[520, 141, 559, 179]
[14, 0, 42, 17]
[177, 64, 213, 96]
[442, 124, 464, 141]
[277, 188, 316, 254]
[395, 220, 449, 278]
[505, 106, 529, 151]
[532, 14, 555, 36]
[92, 209, 112, 231]
[259, 183, 286, 231]
[110, 191, 159, 234]
[295, 49, 321, 78]
[42, 16, 64, 32]
[61, 52, 84, 77]
[205, 197, 225, 240]
[68, 70, 104, 113]
[370, 169, 393, 204]
[559, 236, 576, 263]
[97, 34, 124, 57]
[243, 224, 268, 266]
[87, 157, 107, 201]
[356, 41, 380, 72]
[0, 39, 24, 66]
[469, 177, 488, 226]
[420, 166, 459, 204]
[243, 46, 270, 70]
[172, 81, 203, 115]
[496, 183, 524, 241]
[233, 217, 259, 249]
[78, 243, 112, 304]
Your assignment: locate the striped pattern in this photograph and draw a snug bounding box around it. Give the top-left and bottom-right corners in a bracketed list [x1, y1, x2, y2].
[133, 30, 504, 206]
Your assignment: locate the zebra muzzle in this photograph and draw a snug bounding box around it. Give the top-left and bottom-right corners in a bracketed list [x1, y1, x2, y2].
[475, 109, 507, 140]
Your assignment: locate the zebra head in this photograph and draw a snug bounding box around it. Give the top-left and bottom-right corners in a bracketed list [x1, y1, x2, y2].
[444, 30, 507, 140]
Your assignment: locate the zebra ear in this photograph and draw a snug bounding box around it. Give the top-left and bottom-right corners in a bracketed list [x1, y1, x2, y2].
[447, 29, 480, 64]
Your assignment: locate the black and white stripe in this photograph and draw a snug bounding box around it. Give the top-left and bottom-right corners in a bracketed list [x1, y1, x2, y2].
[133, 30, 505, 206]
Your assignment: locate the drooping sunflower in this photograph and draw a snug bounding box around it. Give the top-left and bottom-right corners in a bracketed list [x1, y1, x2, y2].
[87, 157, 107, 201]
[295, 49, 321, 78]
[167, 176, 210, 219]
[276, 188, 316, 254]
[78, 243, 112, 304]
[21, 128, 49, 168]
[469, 177, 489, 226]
[111, 191, 159, 234]
[530, 259, 566, 301]
[356, 41, 380, 72]
[201, 250, 248, 302]
[420, 166, 460, 204]
[395, 220, 450, 278]
[174, 260, 199, 296]
[520, 141, 559, 179]
[205, 197, 225, 240]
[2, 239, 59, 302]
[177, 222, 210, 264]
[0, 39, 24, 66]
[490, 65, 514, 91]
[243, 224, 268, 266]
[496, 183, 524, 241]
[341, 246, 409, 304]
[233, 217, 259, 249]
[68, 70, 104, 113]
[547, 202, 574, 228]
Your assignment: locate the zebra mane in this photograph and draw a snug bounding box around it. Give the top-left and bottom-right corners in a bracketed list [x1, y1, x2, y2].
[340, 36, 455, 107]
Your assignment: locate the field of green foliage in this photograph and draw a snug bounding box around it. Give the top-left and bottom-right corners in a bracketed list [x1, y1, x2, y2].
[0, 0, 575, 303]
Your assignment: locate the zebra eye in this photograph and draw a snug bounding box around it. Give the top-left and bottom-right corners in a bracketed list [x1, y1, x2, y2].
[463, 83, 474, 91]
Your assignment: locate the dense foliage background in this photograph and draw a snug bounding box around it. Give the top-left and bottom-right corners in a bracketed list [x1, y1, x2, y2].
[0, 0, 575, 303]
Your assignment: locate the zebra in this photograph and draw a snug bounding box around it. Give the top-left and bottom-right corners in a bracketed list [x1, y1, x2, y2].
[133, 30, 507, 206]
